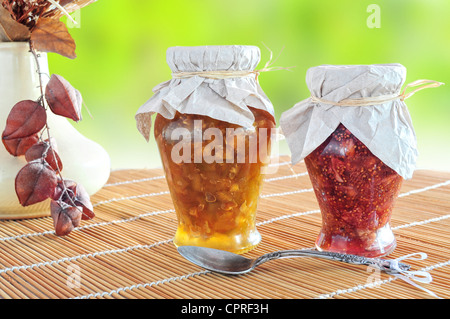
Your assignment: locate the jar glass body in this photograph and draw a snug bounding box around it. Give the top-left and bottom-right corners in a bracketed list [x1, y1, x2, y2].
[304, 124, 403, 257]
[154, 108, 275, 254]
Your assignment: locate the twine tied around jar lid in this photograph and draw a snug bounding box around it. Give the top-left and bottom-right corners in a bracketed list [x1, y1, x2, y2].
[171, 47, 293, 81]
[310, 79, 444, 106]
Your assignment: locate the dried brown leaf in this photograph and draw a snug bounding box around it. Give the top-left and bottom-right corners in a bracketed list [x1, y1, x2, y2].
[2, 133, 39, 156]
[2, 100, 47, 140]
[72, 182, 94, 220]
[30, 18, 76, 59]
[0, 6, 31, 42]
[25, 140, 63, 171]
[52, 179, 94, 220]
[50, 200, 82, 236]
[15, 160, 58, 206]
[45, 74, 82, 121]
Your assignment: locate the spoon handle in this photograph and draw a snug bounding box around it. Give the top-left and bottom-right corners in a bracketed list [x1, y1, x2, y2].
[254, 249, 410, 274]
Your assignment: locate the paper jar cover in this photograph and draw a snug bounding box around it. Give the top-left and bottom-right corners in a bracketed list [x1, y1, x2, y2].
[135, 45, 275, 142]
[279, 64, 418, 179]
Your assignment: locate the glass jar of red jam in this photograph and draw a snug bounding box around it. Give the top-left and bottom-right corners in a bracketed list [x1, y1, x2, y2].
[304, 124, 403, 257]
[280, 64, 440, 258]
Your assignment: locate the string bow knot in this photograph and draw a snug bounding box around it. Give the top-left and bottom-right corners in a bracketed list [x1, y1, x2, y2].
[386, 252, 442, 299]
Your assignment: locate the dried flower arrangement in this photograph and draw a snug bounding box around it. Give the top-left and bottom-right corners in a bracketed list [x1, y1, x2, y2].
[1, 0, 97, 236]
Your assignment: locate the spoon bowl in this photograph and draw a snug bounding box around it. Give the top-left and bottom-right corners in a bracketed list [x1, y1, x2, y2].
[178, 245, 255, 274]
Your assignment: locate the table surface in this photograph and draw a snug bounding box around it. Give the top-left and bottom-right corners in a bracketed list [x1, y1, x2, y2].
[0, 156, 449, 299]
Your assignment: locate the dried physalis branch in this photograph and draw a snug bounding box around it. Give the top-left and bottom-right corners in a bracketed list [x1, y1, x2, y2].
[1, 1, 96, 236]
[1, 55, 93, 236]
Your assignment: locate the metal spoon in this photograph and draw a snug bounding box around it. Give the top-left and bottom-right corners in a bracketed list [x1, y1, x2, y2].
[177, 245, 410, 275]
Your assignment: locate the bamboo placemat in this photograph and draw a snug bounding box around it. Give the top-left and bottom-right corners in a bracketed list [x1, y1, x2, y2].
[0, 156, 449, 299]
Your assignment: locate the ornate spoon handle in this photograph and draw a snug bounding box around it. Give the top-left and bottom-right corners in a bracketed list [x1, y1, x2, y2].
[253, 249, 410, 274]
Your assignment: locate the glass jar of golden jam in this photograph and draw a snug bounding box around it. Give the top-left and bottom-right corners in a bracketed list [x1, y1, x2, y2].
[136, 46, 276, 254]
[154, 109, 274, 253]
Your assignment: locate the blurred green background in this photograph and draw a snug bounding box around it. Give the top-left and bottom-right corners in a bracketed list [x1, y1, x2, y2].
[48, 0, 450, 172]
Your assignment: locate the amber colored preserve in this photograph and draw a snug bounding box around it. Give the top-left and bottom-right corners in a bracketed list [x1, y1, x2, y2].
[154, 108, 275, 254]
[304, 124, 403, 257]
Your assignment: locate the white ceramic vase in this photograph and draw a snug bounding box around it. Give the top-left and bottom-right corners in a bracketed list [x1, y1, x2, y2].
[0, 42, 111, 219]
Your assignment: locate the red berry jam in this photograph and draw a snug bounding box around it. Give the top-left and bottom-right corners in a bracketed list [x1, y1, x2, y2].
[304, 124, 403, 257]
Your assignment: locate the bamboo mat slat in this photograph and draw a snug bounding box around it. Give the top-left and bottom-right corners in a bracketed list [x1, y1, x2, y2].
[0, 155, 450, 299]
